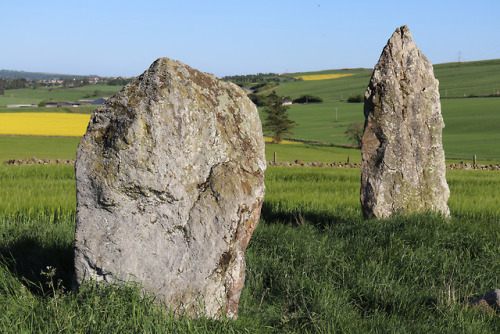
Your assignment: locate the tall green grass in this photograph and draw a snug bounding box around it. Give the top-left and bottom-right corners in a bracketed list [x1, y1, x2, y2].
[0, 165, 76, 216]
[1, 165, 499, 332]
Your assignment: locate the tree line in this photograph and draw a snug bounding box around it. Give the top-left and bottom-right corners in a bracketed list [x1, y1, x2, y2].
[0, 77, 133, 95]
[222, 73, 302, 87]
[0, 78, 30, 95]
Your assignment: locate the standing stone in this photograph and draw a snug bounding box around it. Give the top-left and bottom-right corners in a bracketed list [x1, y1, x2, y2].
[361, 25, 450, 219]
[74, 58, 266, 318]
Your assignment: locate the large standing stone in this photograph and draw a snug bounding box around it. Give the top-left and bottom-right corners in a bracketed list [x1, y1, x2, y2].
[74, 58, 266, 318]
[361, 25, 450, 219]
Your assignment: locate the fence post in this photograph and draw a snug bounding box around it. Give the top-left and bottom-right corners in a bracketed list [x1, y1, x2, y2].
[274, 152, 277, 164]
[347, 155, 350, 164]
[473, 154, 477, 167]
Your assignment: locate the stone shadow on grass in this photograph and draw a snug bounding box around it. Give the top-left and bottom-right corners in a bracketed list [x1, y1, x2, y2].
[260, 202, 361, 228]
[0, 237, 74, 296]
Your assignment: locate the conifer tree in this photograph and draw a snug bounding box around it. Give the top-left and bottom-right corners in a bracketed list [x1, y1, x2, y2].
[263, 91, 296, 143]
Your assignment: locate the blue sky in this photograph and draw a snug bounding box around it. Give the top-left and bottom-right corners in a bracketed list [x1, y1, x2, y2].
[2, 0, 500, 77]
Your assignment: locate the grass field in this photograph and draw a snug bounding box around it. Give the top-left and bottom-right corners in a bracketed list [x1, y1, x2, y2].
[273, 59, 500, 102]
[441, 98, 500, 161]
[435, 59, 500, 98]
[1, 96, 499, 164]
[0, 136, 80, 161]
[0, 59, 498, 163]
[261, 102, 364, 145]
[1, 165, 499, 332]
[261, 97, 500, 163]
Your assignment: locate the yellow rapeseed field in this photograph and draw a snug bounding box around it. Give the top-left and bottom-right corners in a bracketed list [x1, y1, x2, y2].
[0, 113, 303, 143]
[0, 113, 91, 137]
[295, 73, 355, 81]
[263, 136, 301, 145]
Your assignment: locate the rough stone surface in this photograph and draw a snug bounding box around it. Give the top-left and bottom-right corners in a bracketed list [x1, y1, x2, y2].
[471, 289, 500, 313]
[361, 25, 450, 219]
[74, 58, 266, 318]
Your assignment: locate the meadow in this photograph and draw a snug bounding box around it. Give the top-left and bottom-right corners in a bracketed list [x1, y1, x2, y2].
[260, 97, 500, 164]
[1, 165, 499, 332]
[273, 58, 500, 102]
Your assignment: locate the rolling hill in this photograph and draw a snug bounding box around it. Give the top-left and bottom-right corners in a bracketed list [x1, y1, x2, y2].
[268, 58, 500, 102]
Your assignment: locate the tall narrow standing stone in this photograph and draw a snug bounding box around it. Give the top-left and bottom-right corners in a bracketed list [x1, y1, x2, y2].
[74, 58, 266, 318]
[361, 25, 450, 219]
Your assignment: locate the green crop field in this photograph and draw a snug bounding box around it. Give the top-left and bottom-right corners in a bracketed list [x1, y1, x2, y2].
[261, 101, 364, 146]
[266, 143, 361, 164]
[442, 98, 500, 162]
[1, 165, 499, 332]
[435, 59, 500, 98]
[0, 136, 80, 161]
[271, 58, 500, 102]
[274, 69, 372, 102]
[260, 97, 500, 164]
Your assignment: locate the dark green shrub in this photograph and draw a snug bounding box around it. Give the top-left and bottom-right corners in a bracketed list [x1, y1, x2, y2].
[347, 95, 363, 103]
[292, 95, 323, 104]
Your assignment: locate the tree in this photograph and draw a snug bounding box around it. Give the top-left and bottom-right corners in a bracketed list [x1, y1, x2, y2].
[344, 121, 364, 148]
[263, 91, 296, 143]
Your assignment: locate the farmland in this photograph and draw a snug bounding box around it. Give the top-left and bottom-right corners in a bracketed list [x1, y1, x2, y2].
[0, 85, 122, 107]
[272, 58, 500, 102]
[0, 59, 500, 332]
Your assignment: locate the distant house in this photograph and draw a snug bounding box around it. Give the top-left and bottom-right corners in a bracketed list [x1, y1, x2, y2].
[7, 104, 38, 108]
[90, 97, 109, 105]
[44, 102, 80, 108]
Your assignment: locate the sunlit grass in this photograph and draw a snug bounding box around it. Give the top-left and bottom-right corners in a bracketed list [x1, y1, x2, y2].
[1, 165, 499, 331]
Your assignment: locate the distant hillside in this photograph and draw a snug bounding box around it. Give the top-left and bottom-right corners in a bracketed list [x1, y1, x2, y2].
[253, 58, 500, 102]
[0, 70, 96, 80]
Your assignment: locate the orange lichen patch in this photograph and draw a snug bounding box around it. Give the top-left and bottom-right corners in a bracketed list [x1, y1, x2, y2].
[295, 73, 355, 81]
[0, 113, 91, 137]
